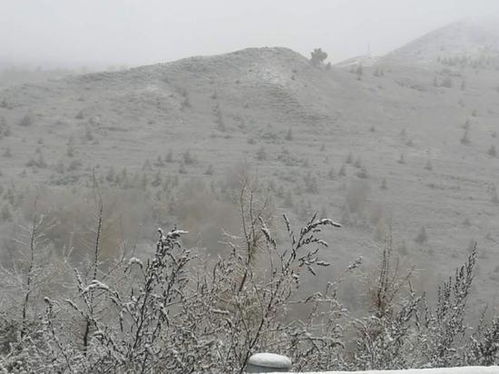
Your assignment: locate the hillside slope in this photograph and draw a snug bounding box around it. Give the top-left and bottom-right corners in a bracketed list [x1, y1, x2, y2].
[0, 39, 498, 310]
[384, 19, 499, 66]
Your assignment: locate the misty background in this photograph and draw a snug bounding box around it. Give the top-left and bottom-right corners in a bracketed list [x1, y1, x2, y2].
[1, 0, 499, 371]
[2, 0, 499, 69]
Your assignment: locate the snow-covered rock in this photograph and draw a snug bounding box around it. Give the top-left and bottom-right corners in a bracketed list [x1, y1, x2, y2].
[259, 367, 499, 374]
[246, 353, 292, 372]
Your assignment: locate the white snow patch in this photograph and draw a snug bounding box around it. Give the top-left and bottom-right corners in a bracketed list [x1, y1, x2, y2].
[261, 367, 499, 374]
[248, 353, 291, 369]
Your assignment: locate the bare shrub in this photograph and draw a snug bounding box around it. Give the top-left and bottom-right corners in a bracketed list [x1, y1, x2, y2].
[415, 245, 477, 367]
[18, 113, 33, 127]
[488, 145, 496, 157]
[350, 237, 418, 370]
[17, 188, 153, 264]
[465, 313, 499, 366]
[256, 146, 266, 161]
[345, 180, 370, 215]
[0, 197, 343, 373]
[461, 130, 471, 145]
[169, 180, 239, 254]
[182, 150, 196, 165]
[414, 226, 428, 244]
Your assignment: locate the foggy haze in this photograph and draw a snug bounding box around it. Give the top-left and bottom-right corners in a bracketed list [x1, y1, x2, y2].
[2, 0, 499, 68]
[2, 1, 499, 372]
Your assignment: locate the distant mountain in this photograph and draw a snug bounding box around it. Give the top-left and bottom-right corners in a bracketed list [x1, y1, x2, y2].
[383, 19, 499, 66]
[335, 54, 381, 69]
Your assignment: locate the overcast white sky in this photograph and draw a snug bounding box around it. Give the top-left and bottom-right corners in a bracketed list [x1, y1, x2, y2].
[1, 0, 499, 68]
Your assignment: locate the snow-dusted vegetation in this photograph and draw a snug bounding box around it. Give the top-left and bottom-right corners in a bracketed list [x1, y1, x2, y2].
[292, 367, 499, 374]
[2, 3, 499, 373]
[0, 185, 497, 373]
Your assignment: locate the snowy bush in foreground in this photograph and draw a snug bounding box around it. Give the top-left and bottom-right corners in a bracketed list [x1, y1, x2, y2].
[0, 190, 498, 373]
[0, 188, 346, 373]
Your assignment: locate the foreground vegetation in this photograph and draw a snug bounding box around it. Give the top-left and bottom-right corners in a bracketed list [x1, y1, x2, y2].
[0, 184, 498, 373]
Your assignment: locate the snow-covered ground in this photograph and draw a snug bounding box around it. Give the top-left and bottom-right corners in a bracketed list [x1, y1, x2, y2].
[261, 368, 499, 374]
[247, 354, 499, 373]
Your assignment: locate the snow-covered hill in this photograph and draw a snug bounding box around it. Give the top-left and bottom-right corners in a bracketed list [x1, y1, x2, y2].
[384, 19, 499, 66]
[2, 25, 499, 323]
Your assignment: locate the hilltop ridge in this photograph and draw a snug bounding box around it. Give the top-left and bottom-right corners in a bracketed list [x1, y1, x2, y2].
[383, 19, 499, 65]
